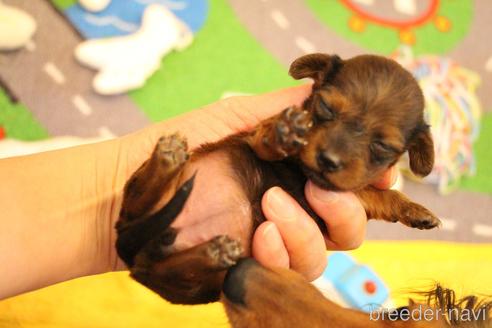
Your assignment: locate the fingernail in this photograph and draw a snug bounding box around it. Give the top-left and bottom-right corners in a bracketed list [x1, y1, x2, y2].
[267, 187, 297, 221]
[262, 222, 283, 248]
[308, 182, 339, 203]
[262, 222, 290, 268]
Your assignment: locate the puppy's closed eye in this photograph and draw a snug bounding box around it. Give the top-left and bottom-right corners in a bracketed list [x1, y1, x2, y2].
[315, 98, 336, 121]
[370, 141, 399, 164]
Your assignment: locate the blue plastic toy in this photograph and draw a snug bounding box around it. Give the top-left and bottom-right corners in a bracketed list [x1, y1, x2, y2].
[314, 252, 390, 312]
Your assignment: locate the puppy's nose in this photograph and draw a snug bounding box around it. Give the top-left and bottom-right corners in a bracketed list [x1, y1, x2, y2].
[223, 258, 258, 304]
[317, 150, 343, 172]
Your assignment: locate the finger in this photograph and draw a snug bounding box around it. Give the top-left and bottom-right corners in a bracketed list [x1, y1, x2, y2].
[261, 187, 327, 281]
[202, 84, 313, 131]
[305, 181, 367, 250]
[371, 166, 397, 190]
[252, 221, 289, 269]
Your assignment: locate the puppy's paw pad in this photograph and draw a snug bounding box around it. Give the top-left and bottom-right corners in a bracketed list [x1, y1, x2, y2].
[156, 133, 189, 167]
[286, 106, 312, 136]
[409, 216, 441, 230]
[402, 204, 441, 230]
[273, 106, 312, 154]
[207, 235, 243, 269]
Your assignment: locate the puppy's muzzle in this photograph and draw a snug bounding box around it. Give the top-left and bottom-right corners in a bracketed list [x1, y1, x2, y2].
[316, 149, 344, 173]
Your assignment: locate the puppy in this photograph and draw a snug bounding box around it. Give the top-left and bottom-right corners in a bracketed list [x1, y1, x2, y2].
[222, 259, 492, 328]
[115, 53, 440, 304]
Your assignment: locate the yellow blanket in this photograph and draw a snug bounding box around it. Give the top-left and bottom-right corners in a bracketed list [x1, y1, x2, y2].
[1, 241, 491, 328]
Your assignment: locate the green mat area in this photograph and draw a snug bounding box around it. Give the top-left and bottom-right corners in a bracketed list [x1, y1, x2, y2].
[0, 90, 48, 141]
[51, 0, 74, 10]
[460, 113, 492, 194]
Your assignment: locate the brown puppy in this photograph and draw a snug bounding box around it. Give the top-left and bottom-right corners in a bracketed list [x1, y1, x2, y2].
[222, 259, 492, 328]
[115, 53, 440, 304]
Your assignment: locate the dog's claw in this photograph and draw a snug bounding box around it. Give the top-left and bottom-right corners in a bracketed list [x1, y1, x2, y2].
[207, 235, 243, 269]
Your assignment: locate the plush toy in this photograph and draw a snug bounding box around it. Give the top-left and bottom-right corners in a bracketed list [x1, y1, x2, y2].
[0, 1, 36, 50]
[74, 4, 193, 95]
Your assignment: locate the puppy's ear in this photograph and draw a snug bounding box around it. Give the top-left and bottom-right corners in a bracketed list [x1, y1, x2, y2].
[289, 53, 343, 87]
[408, 125, 434, 177]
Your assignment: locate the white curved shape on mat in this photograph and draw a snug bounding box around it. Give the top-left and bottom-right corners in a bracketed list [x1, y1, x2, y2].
[134, 0, 188, 10]
[75, 4, 193, 95]
[0, 137, 110, 159]
[84, 14, 138, 32]
[79, 0, 111, 12]
[0, 1, 37, 50]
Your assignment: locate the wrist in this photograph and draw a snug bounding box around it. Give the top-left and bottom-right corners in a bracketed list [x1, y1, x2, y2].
[90, 137, 130, 274]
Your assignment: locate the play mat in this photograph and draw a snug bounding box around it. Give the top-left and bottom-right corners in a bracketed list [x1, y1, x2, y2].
[0, 0, 491, 327]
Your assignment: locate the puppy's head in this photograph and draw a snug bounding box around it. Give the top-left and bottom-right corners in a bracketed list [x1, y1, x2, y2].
[290, 53, 434, 190]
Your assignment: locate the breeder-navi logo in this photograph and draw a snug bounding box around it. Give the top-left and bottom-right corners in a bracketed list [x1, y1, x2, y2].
[369, 305, 488, 322]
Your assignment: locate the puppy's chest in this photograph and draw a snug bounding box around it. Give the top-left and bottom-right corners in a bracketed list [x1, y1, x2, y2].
[168, 145, 314, 253]
[170, 151, 255, 253]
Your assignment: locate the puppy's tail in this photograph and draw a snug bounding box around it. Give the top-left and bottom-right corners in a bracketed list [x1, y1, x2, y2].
[116, 173, 196, 267]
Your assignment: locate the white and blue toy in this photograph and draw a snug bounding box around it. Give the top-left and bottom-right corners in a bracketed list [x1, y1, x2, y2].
[312, 252, 393, 312]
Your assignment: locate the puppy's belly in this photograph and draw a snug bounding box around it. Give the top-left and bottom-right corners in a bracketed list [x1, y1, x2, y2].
[170, 151, 253, 254]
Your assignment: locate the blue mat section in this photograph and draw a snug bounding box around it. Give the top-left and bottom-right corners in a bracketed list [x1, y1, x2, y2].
[65, 0, 208, 39]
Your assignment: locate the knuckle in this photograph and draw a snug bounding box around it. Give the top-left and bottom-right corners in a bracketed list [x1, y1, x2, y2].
[334, 229, 365, 250]
[300, 253, 327, 281]
[341, 237, 364, 251]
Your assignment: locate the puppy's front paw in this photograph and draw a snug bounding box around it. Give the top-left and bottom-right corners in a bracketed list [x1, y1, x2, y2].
[266, 106, 312, 157]
[157, 133, 189, 169]
[207, 235, 243, 269]
[400, 203, 441, 230]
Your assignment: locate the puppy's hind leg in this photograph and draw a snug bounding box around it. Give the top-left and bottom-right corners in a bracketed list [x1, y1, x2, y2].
[132, 235, 243, 304]
[116, 133, 191, 267]
[116, 175, 195, 267]
[119, 133, 189, 222]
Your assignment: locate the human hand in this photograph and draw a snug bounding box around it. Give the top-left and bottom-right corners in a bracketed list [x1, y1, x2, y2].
[253, 168, 397, 281]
